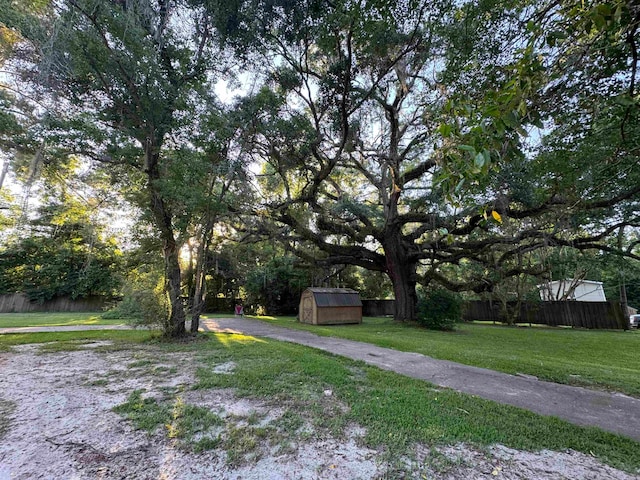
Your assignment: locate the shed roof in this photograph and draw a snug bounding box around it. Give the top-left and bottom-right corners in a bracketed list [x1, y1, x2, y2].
[305, 288, 362, 307]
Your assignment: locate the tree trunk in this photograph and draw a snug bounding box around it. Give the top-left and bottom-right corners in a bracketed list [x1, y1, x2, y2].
[190, 235, 208, 333]
[618, 229, 629, 330]
[147, 155, 186, 337]
[390, 271, 418, 321]
[384, 234, 418, 322]
[163, 238, 186, 337]
[620, 281, 629, 330]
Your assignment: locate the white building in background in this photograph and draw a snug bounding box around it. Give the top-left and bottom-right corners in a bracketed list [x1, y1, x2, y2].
[538, 280, 607, 302]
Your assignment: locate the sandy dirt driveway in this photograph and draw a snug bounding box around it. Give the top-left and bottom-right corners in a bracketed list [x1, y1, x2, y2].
[0, 340, 638, 480]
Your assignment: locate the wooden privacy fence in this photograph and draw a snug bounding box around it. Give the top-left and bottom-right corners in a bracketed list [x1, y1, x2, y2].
[362, 299, 395, 316]
[0, 293, 109, 313]
[462, 300, 628, 329]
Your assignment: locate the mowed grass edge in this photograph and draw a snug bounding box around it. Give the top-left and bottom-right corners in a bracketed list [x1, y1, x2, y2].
[0, 312, 126, 328]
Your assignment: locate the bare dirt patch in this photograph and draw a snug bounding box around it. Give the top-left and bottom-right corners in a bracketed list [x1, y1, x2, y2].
[0, 342, 637, 479]
[409, 444, 640, 479]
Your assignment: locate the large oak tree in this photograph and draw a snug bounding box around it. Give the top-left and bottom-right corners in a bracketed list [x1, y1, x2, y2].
[217, 0, 639, 321]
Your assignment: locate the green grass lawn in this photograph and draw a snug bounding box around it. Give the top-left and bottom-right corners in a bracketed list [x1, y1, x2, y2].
[0, 312, 126, 328]
[248, 315, 640, 397]
[5, 312, 639, 397]
[1, 329, 638, 474]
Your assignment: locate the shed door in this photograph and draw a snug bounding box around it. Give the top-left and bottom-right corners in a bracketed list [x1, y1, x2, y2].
[302, 295, 313, 323]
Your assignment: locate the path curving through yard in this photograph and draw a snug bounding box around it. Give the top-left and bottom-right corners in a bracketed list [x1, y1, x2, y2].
[200, 317, 640, 442]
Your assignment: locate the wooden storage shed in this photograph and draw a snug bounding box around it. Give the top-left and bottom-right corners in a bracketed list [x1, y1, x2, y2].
[299, 288, 363, 325]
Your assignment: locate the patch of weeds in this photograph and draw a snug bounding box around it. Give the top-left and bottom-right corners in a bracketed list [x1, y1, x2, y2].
[0, 399, 16, 439]
[114, 390, 223, 453]
[273, 410, 304, 434]
[127, 359, 155, 369]
[300, 394, 349, 439]
[86, 378, 109, 387]
[275, 439, 298, 456]
[246, 410, 262, 426]
[113, 390, 171, 433]
[158, 386, 180, 397]
[422, 447, 469, 474]
[270, 410, 307, 454]
[99, 369, 140, 388]
[168, 397, 224, 441]
[310, 404, 348, 438]
[105, 369, 127, 378]
[153, 333, 210, 349]
[195, 343, 355, 444]
[378, 463, 414, 480]
[149, 365, 177, 376]
[223, 424, 275, 466]
[94, 343, 139, 354]
[39, 340, 86, 353]
[193, 436, 222, 453]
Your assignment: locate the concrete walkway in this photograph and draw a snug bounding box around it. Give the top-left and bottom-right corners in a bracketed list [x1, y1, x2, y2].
[200, 318, 640, 442]
[3, 319, 640, 442]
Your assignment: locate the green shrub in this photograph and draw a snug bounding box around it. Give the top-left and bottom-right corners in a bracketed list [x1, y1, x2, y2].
[416, 289, 462, 331]
[102, 280, 168, 329]
[101, 265, 170, 328]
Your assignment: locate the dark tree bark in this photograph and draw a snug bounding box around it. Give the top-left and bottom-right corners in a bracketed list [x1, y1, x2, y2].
[383, 183, 418, 321]
[147, 149, 186, 337]
[384, 241, 418, 321]
[189, 231, 209, 333]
